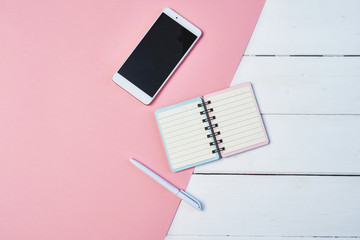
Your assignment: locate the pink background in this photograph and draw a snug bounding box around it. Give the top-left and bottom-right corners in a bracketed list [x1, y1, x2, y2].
[0, 0, 265, 239]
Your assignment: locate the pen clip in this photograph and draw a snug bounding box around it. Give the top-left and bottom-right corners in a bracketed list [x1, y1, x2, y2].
[179, 190, 202, 211]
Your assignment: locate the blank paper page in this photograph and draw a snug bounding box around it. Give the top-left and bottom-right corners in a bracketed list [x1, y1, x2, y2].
[155, 97, 220, 172]
[204, 83, 269, 157]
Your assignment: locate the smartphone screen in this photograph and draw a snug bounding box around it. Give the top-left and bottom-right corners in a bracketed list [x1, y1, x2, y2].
[118, 13, 198, 97]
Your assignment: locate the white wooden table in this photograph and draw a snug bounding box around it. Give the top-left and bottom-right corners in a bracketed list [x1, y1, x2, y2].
[166, 0, 360, 239]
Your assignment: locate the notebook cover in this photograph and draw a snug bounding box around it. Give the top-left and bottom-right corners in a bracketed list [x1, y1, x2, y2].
[155, 97, 220, 172]
[203, 82, 269, 158]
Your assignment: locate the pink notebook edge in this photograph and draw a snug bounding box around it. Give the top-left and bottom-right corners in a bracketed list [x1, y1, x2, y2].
[203, 82, 270, 158]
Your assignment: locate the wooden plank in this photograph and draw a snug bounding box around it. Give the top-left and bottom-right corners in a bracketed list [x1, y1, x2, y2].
[195, 115, 360, 174]
[167, 175, 360, 237]
[245, 0, 360, 55]
[231, 56, 360, 114]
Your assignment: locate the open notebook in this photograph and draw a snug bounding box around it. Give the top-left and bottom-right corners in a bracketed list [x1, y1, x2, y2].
[155, 82, 269, 172]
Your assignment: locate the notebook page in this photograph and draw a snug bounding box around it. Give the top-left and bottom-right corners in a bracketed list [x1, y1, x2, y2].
[203, 83, 269, 158]
[155, 97, 220, 172]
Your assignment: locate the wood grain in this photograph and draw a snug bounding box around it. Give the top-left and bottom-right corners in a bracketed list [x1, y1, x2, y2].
[245, 0, 360, 55]
[168, 175, 360, 237]
[231, 57, 360, 115]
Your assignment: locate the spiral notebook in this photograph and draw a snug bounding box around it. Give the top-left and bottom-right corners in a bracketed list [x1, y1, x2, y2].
[155, 82, 269, 172]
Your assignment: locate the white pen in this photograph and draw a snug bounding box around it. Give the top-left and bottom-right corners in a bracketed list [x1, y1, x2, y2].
[129, 158, 202, 211]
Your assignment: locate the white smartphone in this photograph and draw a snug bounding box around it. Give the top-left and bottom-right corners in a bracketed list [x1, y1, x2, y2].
[112, 8, 202, 105]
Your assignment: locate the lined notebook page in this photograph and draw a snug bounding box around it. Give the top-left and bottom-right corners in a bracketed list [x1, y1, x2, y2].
[204, 83, 269, 157]
[155, 98, 219, 172]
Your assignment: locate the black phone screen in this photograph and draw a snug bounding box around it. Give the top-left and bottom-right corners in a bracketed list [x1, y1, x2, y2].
[118, 13, 197, 97]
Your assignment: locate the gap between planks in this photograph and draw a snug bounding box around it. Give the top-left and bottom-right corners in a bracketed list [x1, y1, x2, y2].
[261, 113, 360, 116]
[193, 173, 360, 177]
[166, 234, 360, 239]
[243, 55, 360, 57]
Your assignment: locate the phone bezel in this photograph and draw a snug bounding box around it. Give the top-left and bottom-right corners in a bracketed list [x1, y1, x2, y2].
[112, 7, 202, 105]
